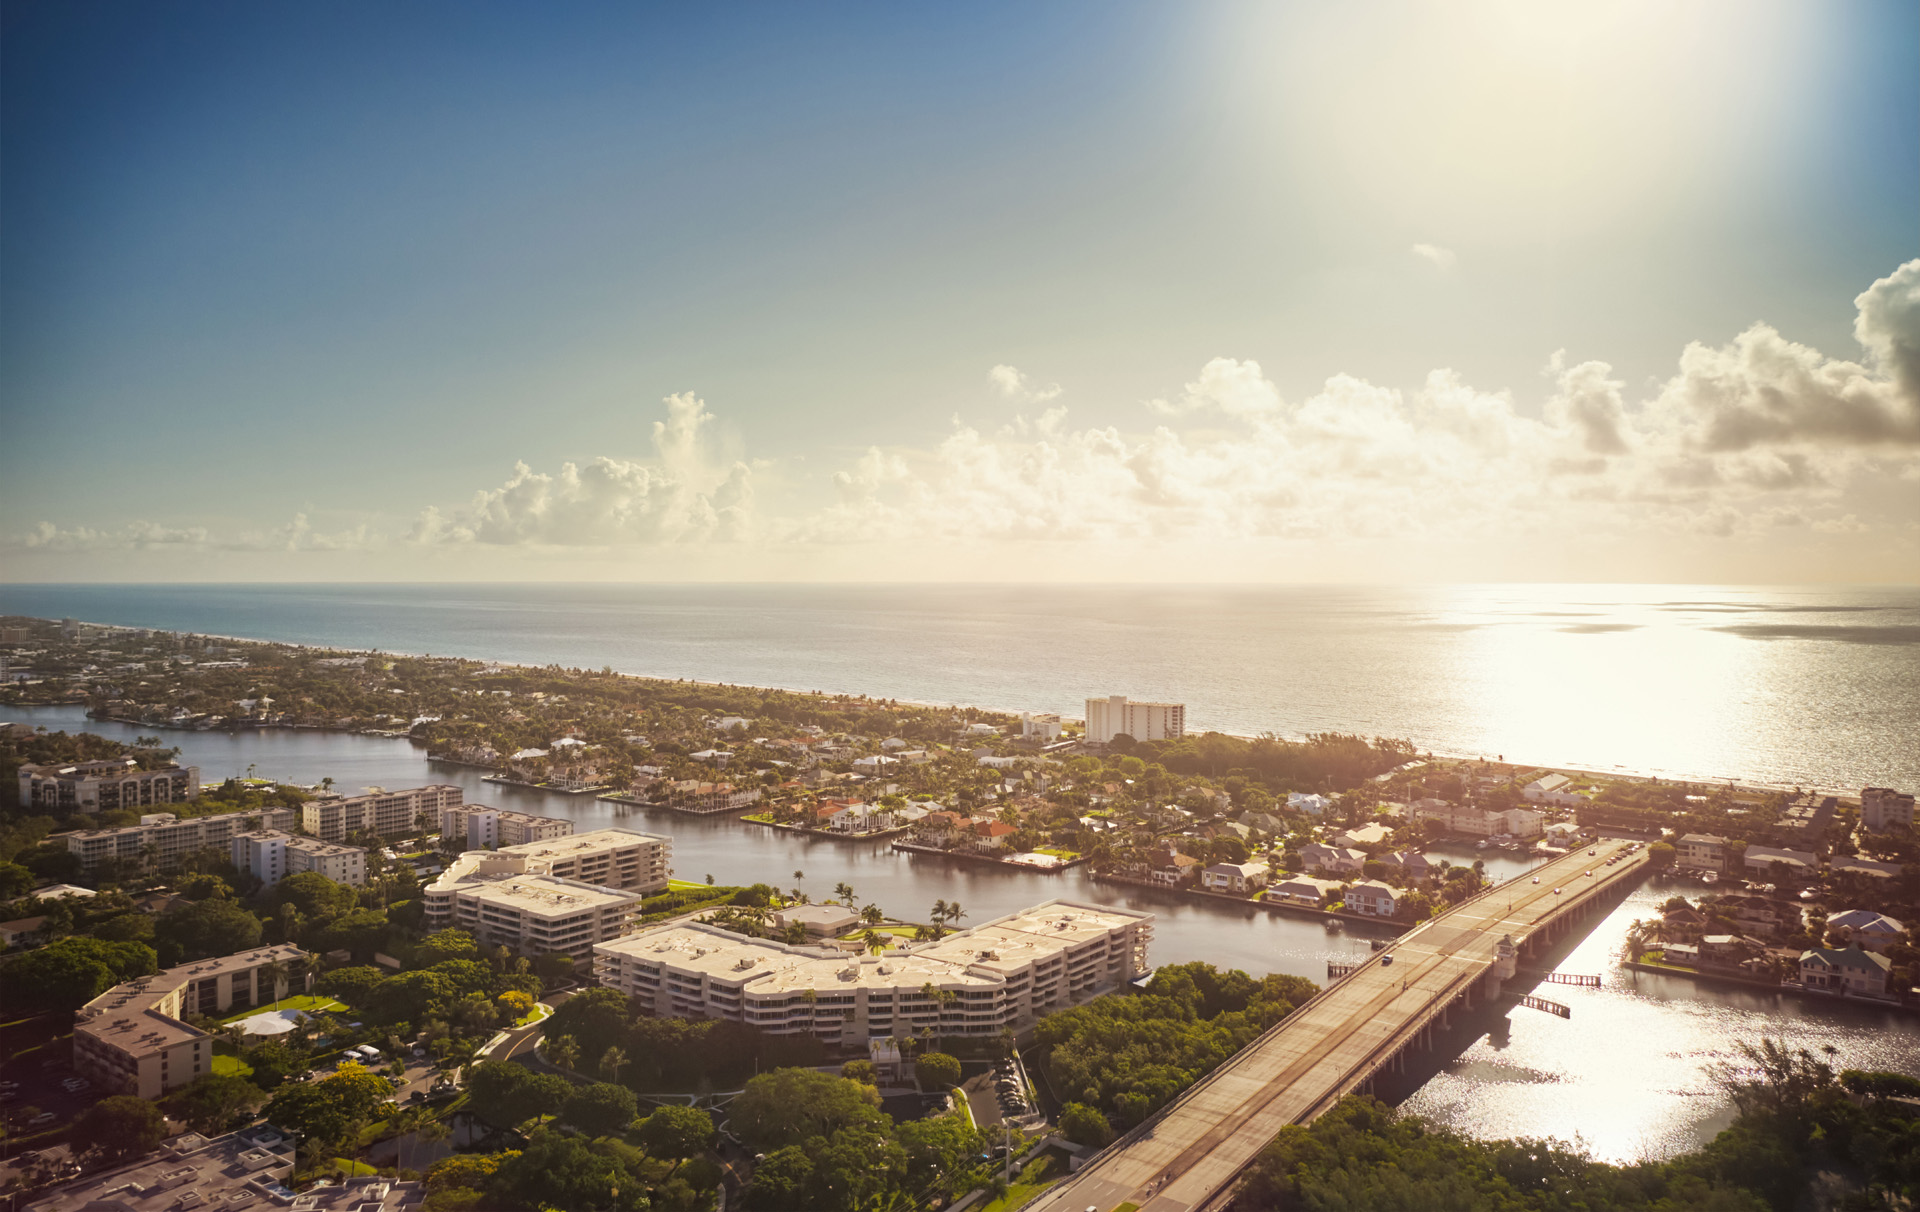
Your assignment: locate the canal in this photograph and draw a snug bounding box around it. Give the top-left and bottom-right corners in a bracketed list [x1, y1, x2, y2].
[10, 704, 1917, 1161]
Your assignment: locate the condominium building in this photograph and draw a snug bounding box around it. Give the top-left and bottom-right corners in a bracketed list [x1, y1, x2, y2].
[439, 803, 574, 850]
[595, 900, 1152, 1047]
[60, 806, 299, 871]
[19, 758, 200, 814]
[422, 852, 646, 959]
[486, 829, 671, 892]
[231, 831, 367, 887]
[1021, 712, 1063, 742]
[1411, 800, 1544, 839]
[1084, 696, 1185, 744]
[1863, 787, 1915, 833]
[74, 945, 310, 1099]
[302, 785, 463, 841]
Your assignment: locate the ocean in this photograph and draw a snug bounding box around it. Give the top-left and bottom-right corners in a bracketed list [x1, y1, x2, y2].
[1, 581, 1916, 789]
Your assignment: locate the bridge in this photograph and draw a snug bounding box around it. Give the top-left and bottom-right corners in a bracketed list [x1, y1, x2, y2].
[1026, 838, 1650, 1212]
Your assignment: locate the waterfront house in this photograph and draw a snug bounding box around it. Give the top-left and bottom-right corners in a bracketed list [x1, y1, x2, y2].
[1662, 942, 1700, 966]
[1265, 876, 1343, 907]
[1376, 851, 1434, 884]
[1298, 843, 1365, 877]
[1826, 909, 1905, 952]
[1344, 880, 1398, 918]
[1677, 833, 1729, 872]
[1742, 845, 1818, 882]
[1699, 934, 1762, 966]
[1524, 774, 1586, 806]
[1798, 943, 1892, 997]
[1147, 851, 1201, 888]
[972, 820, 1019, 851]
[1200, 861, 1269, 895]
[1712, 894, 1786, 935]
[1829, 855, 1902, 881]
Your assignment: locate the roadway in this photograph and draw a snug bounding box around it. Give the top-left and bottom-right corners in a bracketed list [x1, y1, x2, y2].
[1029, 838, 1649, 1212]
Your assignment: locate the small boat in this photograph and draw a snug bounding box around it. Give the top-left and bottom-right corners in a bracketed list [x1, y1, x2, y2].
[1324, 919, 1341, 931]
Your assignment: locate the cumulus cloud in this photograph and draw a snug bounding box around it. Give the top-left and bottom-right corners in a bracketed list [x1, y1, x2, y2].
[1149, 357, 1284, 418]
[1412, 243, 1458, 270]
[411, 392, 755, 546]
[11, 520, 210, 551]
[988, 364, 1062, 403]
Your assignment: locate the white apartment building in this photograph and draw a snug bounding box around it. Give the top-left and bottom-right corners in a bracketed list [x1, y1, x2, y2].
[1021, 712, 1063, 742]
[19, 759, 200, 814]
[231, 831, 367, 887]
[1863, 787, 1915, 833]
[1677, 833, 1729, 871]
[302, 784, 463, 841]
[1084, 696, 1185, 744]
[595, 900, 1152, 1048]
[61, 806, 299, 871]
[422, 853, 646, 959]
[74, 946, 310, 1099]
[439, 803, 574, 850]
[486, 828, 671, 892]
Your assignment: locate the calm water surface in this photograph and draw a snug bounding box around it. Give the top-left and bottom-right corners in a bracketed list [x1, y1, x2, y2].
[8, 703, 1916, 1162]
[1, 582, 1916, 789]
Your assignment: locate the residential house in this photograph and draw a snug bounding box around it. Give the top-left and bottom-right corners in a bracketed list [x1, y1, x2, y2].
[1147, 851, 1201, 888]
[1297, 843, 1366, 877]
[0, 916, 47, 950]
[1830, 855, 1902, 881]
[1288, 793, 1333, 817]
[1712, 894, 1786, 936]
[1523, 774, 1586, 806]
[1376, 851, 1434, 884]
[1344, 880, 1398, 918]
[1265, 876, 1343, 907]
[972, 820, 1019, 850]
[1798, 944, 1892, 997]
[1333, 823, 1392, 849]
[1699, 934, 1762, 966]
[1242, 811, 1287, 835]
[1200, 861, 1269, 895]
[1742, 845, 1818, 882]
[1826, 909, 1905, 952]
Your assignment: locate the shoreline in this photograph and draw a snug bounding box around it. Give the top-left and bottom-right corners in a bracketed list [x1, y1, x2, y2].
[0, 612, 1873, 796]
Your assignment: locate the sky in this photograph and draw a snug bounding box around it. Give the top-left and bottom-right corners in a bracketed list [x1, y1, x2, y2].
[2, 0, 1916, 583]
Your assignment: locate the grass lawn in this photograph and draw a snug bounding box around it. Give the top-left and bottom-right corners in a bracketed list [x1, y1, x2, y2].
[210, 1049, 253, 1078]
[216, 994, 347, 1024]
[978, 1152, 1065, 1212]
[516, 1003, 552, 1027]
[1035, 847, 1080, 860]
[668, 878, 717, 892]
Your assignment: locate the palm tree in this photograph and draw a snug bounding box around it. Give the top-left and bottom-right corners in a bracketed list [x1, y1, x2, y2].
[600, 1044, 629, 1085]
[946, 902, 967, 929]
[930, 899, 951, 937]
[547, 1034, 580, 1072]
[834, 881, 856, 907]
[861, 904, 885, 926]
[258, 960, 289, 1012]
[411, 1114, 450, 1174]
[859, 929, 888, 956]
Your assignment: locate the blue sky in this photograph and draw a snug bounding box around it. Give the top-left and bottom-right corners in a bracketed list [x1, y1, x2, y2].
[3, 0, 1916, 582]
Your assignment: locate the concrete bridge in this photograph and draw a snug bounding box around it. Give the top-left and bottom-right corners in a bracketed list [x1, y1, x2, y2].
[1026, 838, 1651, 1212]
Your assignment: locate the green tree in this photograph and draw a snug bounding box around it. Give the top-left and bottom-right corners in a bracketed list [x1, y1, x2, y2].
[264, 1063, 392, 1142]
[70, 1095, 166, 1164]
[164, 1074, 268, 1135]
[916, 1051, 962, 1089]
[545, 986, 631, 1061]
[463, 1060, 571, 1129]
[730, 1068, 887, 1152]
[561, 1082, 638, 1138]
[599, 1044, 629, 1085]
[268, 871, 358, 920]
[155, 898, 262, 964]
[0, 935, 158, 1013]
[485, 1128, 650, 1212]
[411, 928, 482, 967]
[636, 1104, 716, 1162]
[1059, 1101, 1113, 1147]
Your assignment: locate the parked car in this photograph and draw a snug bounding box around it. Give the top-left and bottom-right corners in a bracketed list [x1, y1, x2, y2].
[27, 1112, 57, 1127]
